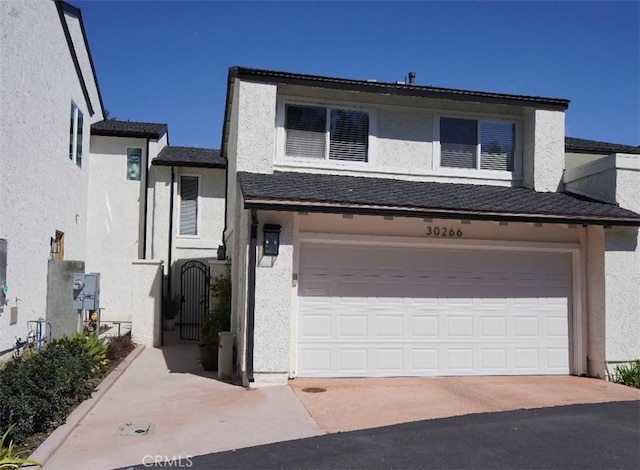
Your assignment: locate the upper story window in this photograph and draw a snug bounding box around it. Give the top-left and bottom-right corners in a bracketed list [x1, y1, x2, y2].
[179, 175, 199, 236]
[439, 117, 516, 173]
[284, 104, 369, 163]
[126, 148, 142, 181]
[69, 103, 83, 167]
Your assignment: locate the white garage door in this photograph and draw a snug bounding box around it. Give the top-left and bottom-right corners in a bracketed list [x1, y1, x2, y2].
[297, 243, 572, 377]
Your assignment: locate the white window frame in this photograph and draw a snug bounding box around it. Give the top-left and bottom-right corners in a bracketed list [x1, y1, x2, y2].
[126, 147, 143, 181]
[177, 173, 200, 238]
[276, 98, 377, 168]
[433, 114, 522, 180]
[69, 102, 83, 167]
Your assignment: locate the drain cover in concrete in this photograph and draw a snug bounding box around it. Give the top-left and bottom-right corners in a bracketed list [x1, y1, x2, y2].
[302, 387, 326, 393]
[116, 423, 155, 436]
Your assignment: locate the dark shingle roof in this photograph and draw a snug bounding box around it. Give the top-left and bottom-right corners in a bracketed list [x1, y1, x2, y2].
[229, 66, 571, 110]
[565, 137, 640, 155]
[91, 120, 168, 139]
[153, 147, 225, 169]
[238, 171, 640, 226]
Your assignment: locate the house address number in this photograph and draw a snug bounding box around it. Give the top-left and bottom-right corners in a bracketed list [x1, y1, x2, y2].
[426, 226, 463, 237]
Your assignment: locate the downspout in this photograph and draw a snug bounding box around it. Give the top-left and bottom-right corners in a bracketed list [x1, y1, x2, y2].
[246, 209, 258, 383]
[142, 138, 150, 259]
[165, 166, 175, 346]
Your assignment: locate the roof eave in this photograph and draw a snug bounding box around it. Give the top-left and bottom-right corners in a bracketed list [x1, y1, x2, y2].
[152, 160, 226, 169]
[91, 128, 166, 139]
[242, 198, 640, 227]
[230, 66, 570, 111]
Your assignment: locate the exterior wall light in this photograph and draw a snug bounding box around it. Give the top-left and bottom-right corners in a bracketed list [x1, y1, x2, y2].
[263, 224, 281, 256]
[217, 245, 226, 261]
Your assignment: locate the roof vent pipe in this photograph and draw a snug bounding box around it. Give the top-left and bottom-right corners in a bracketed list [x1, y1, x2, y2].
[408, 72, 416, 85]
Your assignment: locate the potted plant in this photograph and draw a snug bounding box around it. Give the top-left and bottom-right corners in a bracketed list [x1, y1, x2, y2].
[199, 266, 231, 371]
[163, 294, 180, 331]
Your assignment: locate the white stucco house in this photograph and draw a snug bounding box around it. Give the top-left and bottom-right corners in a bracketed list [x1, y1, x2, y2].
[221, 67, 640, 387]
[0, 0, 226, 357]
[0, 0, 104, 356]
[87, 119, 227, 345]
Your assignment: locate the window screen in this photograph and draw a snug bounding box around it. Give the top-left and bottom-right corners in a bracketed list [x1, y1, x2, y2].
[285, 105, 326, 159]
[180, 176, 198, 236]
[329, 109, 369, 162]
[440, 117, 477, 169]
[480, 121, 515, 171]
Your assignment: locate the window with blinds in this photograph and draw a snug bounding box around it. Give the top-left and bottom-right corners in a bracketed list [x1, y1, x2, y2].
[440, 117, 515, 172]
[179, 176, 198, 236]
[285, 104, 369, 163]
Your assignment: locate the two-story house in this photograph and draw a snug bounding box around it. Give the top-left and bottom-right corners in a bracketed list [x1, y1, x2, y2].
[0, 0, 104, 355]
[221, 67, 640, 387]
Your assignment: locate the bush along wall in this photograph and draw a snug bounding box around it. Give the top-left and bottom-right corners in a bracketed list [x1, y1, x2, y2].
[0, 334, 110, 444]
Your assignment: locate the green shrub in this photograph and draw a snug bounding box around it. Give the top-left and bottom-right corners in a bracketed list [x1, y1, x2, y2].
[0, 424, 41, 469]
[611, 360, 640, 389]
[0, 335, 103, 443]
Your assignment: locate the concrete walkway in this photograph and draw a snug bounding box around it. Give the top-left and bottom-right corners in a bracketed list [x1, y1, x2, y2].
[38, 331, 640, 470]
[41, 334, 322, 470]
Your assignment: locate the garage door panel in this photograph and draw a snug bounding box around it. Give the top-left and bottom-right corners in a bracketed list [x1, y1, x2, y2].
[298, 244, 571, 377]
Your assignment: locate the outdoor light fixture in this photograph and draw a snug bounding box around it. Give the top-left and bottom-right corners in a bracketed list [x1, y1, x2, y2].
[263, 224, 281, 256]
[217, 245, 226, 261]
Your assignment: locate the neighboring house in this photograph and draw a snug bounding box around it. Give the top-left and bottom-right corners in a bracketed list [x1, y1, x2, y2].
[0, 0, 104, 356]
[87, 120, 226, 345]
[221, 67, 640, 386]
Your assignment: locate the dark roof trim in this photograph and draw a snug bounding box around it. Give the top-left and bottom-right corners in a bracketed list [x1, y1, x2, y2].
[229, 66, 570, 111]
[565, 137, 640, 155]
[91, 120, 168, 139]
[55, 1, 102, 117]
[152, 146, 226, 169]
[243, 199, 640, 227]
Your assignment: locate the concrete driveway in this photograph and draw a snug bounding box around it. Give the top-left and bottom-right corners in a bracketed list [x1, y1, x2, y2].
[290, 376, 640, 433]
[35, 332, 640, 470]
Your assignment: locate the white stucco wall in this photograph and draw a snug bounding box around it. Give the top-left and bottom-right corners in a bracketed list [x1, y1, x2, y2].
[0, 0, 102, 356]
[565, 156, 640, 374]
[86, 135, 148, 321]
[604, 226, 640, 363]
[522, 109, 565, 192]
[130, 260, 163, 347]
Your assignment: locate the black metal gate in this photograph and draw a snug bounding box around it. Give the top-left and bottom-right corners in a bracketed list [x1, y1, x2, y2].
[180, 260, 210, 340]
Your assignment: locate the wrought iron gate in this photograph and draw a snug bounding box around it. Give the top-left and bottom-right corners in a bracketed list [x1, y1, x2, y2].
[180, 260, 210, 340]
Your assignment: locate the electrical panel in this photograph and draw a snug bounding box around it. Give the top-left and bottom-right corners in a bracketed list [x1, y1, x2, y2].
[0, 239, 6, 314]
[72, 272, 100, 310]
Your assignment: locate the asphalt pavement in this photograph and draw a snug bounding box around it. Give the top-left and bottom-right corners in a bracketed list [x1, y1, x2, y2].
[121, 400, 640, 470]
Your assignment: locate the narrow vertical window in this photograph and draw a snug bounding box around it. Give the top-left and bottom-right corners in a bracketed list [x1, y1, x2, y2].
[69, 103, 83, 167]
[179, 176, 198, 236]
[127, 148, 142, 181]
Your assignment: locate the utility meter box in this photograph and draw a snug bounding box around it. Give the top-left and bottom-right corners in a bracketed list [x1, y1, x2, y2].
[72, 272, 100, 310]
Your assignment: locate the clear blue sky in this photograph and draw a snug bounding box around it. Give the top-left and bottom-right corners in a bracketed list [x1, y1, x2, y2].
[76, 0, 639, 149]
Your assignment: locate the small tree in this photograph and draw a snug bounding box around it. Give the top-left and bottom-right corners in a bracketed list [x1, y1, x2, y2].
[201, 265, 231, 347]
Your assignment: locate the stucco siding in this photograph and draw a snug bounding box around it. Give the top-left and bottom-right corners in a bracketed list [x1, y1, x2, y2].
[604, 227, 640, 363]
[0, 0, 101, 356]
[253, 211, 294, 380]
[236, 81, 277, 174]
[376, 109, 433, 171]
[86, 136, 147, 321]
[565, 169, 617, 205]
[532, 109, 565, 192]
